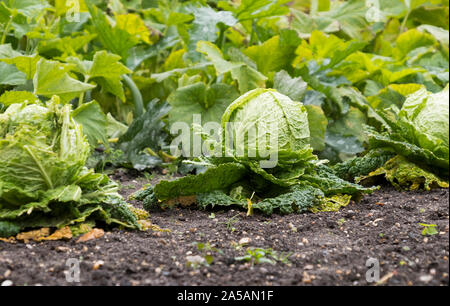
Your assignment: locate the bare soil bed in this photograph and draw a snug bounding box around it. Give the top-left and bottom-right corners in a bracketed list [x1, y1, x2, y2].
[0, 169, 448, 286]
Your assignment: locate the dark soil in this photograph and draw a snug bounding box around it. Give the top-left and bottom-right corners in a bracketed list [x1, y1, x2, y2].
[0, 169, 448, 286]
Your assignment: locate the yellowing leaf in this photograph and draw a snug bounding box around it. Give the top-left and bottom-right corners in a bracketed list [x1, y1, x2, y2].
[38, 226, 72, 241]
[16, 228, 50, 242]
[310, 194, 352, 213]
[115, 14, 151, 44]
[358, 155, 449, 191]
[54, 0, 88, 16]
[388, 84, 425, 96]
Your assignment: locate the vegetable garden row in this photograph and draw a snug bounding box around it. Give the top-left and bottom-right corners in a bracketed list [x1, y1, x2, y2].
[0, 0, 448, 264]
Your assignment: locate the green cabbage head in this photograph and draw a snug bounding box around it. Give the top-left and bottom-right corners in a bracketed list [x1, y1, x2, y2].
[221, 88, 312, 162]
[0, 97, 90, 206]
[399, 85, 449, 161]
[218, 88, 317, 186]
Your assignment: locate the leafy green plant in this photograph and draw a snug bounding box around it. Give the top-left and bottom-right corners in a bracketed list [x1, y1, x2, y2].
[341, 85, 450, 190]
[1, 0, 448, 219]
[0, 97, 140, 237]
[419, 223, 438, 236]
[134, 89, 375, 215]
[235, 247, 292, 265]
[224, 213, 241, 232]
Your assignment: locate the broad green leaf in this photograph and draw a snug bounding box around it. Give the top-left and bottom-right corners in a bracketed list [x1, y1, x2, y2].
[328, 107, 367, 142]
[72, 101, 109, 147]
[81, 51, 132, 101]
[0, 91, 38, 106]
[0, 62, 26, 85]
[324, 130, 365, 159]
[394, 28, 437, 59]
[0, 54, 40, 79]
[417, 24, 449, 46]
[33, 59, 95, 102]
[243, 31, 301, 75]
[273, 70, 307, 102]
[409, 5, 450, 29]
[154, 163, 247, 201]
[3, 0, 51, 19]
[167, 82, 239, 128]
[106, 113, 128, 139]
[0, 44, 22, 58]
[305, 104, 328, 151]
[197, 41, 267, 93]
[196, 41, 234, 75]
[166, 11, 194, 26]
[186, 5, 237, 56]
[218, 0, 290, 22]
[37, 34, 97, 57]
[86, 0, 138, 60]
[332, 148, 395, 182]
[291, 0, 369, 40]
[252, 183, 322, 215]
[293, 31, 365, 69]
[118, 100, 170, 170]
[302, 164, 376, 196]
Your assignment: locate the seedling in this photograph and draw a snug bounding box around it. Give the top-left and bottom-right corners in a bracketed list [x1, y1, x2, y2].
[189, 242, 224, 267]
[419, 223, 438, 236]
[224, 214, 240, 232]
[235, 248, 292, 265]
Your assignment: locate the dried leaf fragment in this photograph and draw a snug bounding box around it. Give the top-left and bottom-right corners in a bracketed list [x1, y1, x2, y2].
[76, 228, 105, 243]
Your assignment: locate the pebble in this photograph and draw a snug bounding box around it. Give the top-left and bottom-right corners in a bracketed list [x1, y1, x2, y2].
[239, 237, 251, 245]
[1, 280, 13, 286]
[419, 275, 433, 283]
[186, 255, 206, 265]
[92, 260, 105, 270]
[56, 246, 70, 253]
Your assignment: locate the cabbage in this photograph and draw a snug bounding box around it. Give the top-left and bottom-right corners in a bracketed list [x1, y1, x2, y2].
[220, 88, 317, 186]
[0, 97, 139, 237]
[399, 85, 449, 161]
[134, 89, 375, 215]
[367, 85, 449, 172]
[343, 85, 450, 190]
[221, 88, 311, 159]
[0, 98, 90, 205]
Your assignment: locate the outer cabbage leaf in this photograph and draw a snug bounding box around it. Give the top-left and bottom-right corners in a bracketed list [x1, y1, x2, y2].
[357, 155, 449, 191]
